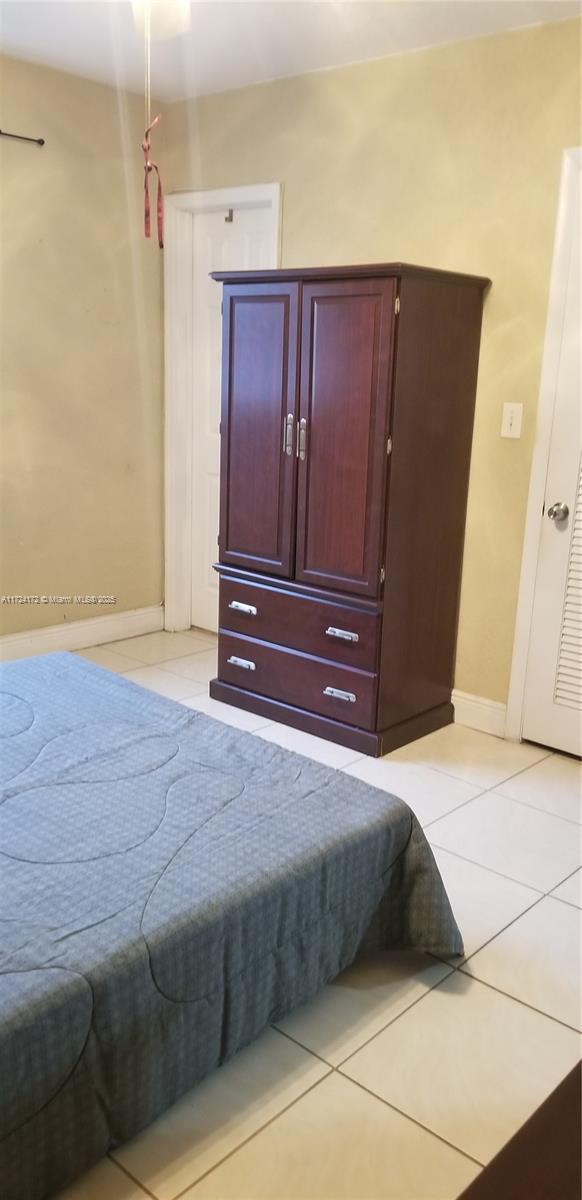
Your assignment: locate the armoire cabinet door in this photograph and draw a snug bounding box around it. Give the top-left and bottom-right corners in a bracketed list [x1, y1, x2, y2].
[295, 278, 397, 596]
[219, 283, 299, 576]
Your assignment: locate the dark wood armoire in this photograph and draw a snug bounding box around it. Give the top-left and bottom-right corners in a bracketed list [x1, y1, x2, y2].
[209, 263, 490, 757]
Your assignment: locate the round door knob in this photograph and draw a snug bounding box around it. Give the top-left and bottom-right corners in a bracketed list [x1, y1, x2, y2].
[547, 502, 569, 522]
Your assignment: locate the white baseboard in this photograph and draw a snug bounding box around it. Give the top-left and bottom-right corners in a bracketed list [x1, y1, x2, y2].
[452, 689, 507, 738]
[0, 605, 164, 662]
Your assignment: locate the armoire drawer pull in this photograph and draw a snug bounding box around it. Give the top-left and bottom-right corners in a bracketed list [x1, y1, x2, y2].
[325, 626, 359, 643]
[228, 600, 258, 616]
[227, 655, 256, 671]
[219, 578, 378, 670]
[323, 686, 356, 703]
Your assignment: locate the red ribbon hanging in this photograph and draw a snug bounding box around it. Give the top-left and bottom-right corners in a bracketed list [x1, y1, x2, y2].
[142, 114, 164, 249]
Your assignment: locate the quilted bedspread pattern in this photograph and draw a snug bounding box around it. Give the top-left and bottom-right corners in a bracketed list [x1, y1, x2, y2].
[0, 653, 462, 1199]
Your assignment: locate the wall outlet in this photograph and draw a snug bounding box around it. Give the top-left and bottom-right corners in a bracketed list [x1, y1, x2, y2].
[501, 402, 523, 439]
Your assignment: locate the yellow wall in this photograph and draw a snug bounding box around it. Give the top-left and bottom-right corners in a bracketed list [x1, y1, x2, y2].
[0, 55, 164, 634]
[164, 18, 581, 703]
[1, 20, 580, 703]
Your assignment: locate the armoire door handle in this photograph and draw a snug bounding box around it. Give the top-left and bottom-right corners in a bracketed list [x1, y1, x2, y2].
[282, 413, 294, 456]
[295, 420, 309, 460]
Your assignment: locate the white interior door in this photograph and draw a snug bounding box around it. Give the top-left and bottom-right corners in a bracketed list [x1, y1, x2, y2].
[190, 206, 276, 631]
[522, 171, 581, 755]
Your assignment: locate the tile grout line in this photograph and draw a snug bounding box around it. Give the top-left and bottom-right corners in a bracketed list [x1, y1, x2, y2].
[158, 662, 217, 681]
[428, 890, 550, 971]
[108, 947, 576, 1200]
[544, 865, 582, 911]
[252, 735, 366, 771]
[334, 1070, 486, 1171]
[548, 864, 582, 892]
[485, 746, 555, 782]
[334, 953, 579, 1070]
[383, 746, 554, 792]
[76, 648, 150, 669]
[492, 787, 582, 828]
[339, 779, 493, 830]
[278, 873, 580, 1062]
[272, 1023, 338, 1069]
[110, 975, 482, 1198]
[179, 694, 260, 715]
[426, 840, 547, 893]
[442, 882, 582, 1023]
[430, 882, 581, 1023]
[102, 654, 152, 667]
[153, 673, 214, 689]
[253, 727, 366, 770]
[100, 634, 216, 667]
[345, 759, 576, 834]
[428, 781, 581, 842]
[306, 934, 580, 1086]
[333, 960, 458, 1070]
[108, 1153, 160, 1200]
[421, 787, 491, 829]
[163, 1072, 334, 1200]
[149, 1051, 484, 1200]
[550, 892, 581, 911]
[340, 764, 488, 797]
[455, 964, 582, 1034]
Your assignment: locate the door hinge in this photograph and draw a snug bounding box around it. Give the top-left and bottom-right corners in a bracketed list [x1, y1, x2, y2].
[380, 565, 386, 584]
[386, 436, 392, 457]
[220, 301, 223, 316]
[225, 208, 234, 223]
[394, 296, 400, 315]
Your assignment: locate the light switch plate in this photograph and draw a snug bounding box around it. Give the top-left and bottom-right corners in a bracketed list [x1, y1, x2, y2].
[501, 402, 523, 439]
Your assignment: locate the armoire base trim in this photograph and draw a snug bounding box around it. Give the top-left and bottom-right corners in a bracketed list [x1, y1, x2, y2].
[375, 702, 454, 755]
[209, 679, 454, 758]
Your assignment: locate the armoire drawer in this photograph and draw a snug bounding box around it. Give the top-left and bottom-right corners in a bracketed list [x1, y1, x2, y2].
[218, 632, 377, 729]
[219, 577, 380, 672]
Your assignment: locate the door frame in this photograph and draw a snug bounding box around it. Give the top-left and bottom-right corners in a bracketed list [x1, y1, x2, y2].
[505, 147, 581, 740]
[164, 183, 282, 631]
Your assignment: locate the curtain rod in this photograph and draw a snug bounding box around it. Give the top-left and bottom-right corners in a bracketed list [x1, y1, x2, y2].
[0, 129, 45, 146]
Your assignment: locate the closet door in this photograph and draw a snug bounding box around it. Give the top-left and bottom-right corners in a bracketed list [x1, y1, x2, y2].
[219, 283, 299, 576]
[295, 277, 396, 596]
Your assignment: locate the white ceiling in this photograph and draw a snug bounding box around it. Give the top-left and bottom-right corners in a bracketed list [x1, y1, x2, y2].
[0, 1, 579, 103]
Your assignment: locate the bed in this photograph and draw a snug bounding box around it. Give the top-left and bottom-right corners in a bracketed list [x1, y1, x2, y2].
[0, 652, 463, 1200]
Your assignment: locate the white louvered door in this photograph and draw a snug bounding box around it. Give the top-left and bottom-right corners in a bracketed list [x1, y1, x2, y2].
[523, 181, 582, 755]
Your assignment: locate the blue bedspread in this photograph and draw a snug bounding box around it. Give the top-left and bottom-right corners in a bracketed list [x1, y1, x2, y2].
[0, 653, 462, 1199]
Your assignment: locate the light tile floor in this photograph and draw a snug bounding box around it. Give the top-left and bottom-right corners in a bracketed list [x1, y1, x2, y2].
[60, 630, 581, 1200]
